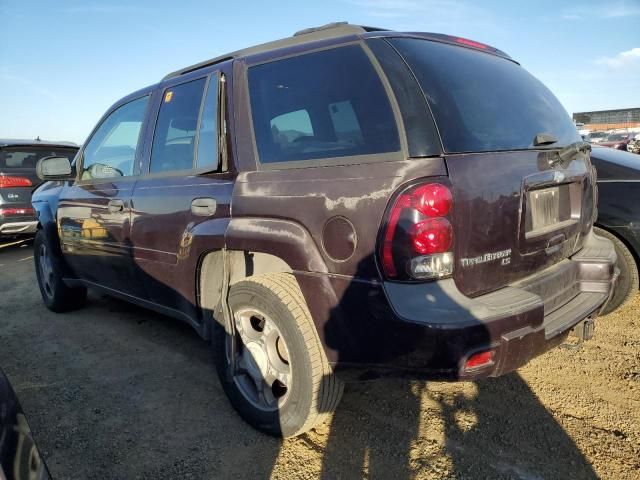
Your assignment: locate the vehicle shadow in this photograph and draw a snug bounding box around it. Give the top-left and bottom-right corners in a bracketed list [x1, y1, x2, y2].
[442, 374, 598, 479]
[316, 373, 598, 479]
[314, 254, 598, 479]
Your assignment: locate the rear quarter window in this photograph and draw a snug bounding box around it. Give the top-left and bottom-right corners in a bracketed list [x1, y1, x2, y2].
[389, 38, 581, 153]
[248, 44, 401, 165]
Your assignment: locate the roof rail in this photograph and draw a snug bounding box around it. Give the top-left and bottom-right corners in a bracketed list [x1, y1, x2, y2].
[162, 22, 388, 81]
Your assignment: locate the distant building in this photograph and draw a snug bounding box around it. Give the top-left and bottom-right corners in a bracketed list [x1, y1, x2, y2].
[573, 107, 640, 132]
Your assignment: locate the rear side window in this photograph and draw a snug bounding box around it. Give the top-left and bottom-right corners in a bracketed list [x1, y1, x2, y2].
[389, 38, 581, 153]
[150, 78, 206, 173]
[0, 147, 77, 170]
[248, 44, 400, 164]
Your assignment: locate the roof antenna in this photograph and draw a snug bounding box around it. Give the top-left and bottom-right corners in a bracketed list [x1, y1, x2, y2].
[35, 136, 41, 142]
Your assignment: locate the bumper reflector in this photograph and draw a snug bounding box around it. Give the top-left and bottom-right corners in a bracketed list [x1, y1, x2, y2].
[464, 350, 494, 371]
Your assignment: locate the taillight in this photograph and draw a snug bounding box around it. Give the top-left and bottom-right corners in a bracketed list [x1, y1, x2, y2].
[0, 207, 35, 217]
[0, 176, 32, 188]
[380, 181, 454, 281]
[411, 183, 452, 217]
[410, 218, 452, 254]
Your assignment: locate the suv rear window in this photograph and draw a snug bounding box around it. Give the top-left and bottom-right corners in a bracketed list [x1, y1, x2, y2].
[248, 44, 400, 164]
[0, 147, 77, 170]
[389, 38, 581, 153]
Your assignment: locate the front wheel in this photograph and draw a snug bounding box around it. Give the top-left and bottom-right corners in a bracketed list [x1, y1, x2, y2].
[212, 273, 343, 437]
[34, 229, 87, 313]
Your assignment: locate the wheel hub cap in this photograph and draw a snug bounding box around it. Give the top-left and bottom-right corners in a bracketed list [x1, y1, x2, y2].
[227, 308, 292, 412]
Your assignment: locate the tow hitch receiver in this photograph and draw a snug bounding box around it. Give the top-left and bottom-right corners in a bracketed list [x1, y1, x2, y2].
[571, 318, 595, 341]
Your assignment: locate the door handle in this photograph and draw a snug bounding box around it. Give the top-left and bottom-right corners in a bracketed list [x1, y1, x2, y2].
[107, 199, 125, 213]
[191, 197, 217, 217]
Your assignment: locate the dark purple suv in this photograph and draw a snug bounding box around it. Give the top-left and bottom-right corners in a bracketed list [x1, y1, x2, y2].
[31, 23, 617, 437]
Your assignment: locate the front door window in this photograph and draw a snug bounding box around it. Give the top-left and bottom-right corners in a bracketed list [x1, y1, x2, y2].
[81, 96, 149, 180]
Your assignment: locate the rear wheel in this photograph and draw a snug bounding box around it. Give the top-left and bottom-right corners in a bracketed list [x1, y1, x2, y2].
[34, 229, 87, 313]
[212, 273, 343, 437]
[594, 227, 639, 314]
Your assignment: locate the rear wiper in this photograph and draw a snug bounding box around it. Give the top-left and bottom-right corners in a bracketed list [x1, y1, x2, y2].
[557, 140, 591, 162]
[533, 133, 558, 146]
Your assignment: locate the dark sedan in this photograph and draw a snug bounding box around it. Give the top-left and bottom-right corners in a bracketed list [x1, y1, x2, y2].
[0, 139, 78, 237]
[591, 145, 640, 312]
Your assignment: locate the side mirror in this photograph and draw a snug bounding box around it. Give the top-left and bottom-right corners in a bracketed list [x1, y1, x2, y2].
[36, 156, 74, 180]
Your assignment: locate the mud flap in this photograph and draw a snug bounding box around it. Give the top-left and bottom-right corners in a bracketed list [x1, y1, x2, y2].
[222, 248, 236, 381]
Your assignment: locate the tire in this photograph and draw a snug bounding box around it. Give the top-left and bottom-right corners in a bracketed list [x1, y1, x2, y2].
[33, 229, 87, 313]
[594, 227, 639, 314]
[212, 273, 343, 437]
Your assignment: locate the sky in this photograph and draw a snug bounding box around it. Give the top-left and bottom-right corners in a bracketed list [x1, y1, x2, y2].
[1, 0, 639, 144]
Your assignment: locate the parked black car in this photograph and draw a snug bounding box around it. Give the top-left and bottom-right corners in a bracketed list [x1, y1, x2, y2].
[0, 369, 50, 479]
[591, 145, 640, 312]
[0, 139, 78, 238]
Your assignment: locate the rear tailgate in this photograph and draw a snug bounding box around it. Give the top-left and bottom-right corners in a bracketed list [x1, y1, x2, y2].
[387, 37, 594, 296]
[446, 150, 594, 297]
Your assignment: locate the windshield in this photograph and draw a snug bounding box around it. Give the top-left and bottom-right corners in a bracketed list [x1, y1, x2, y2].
[590, 132, 606, 139]
[389, 38, 581, 153]
[0, 146, 77, 171]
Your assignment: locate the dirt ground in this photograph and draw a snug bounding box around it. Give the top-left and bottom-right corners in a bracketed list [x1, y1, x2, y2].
[0, 239, 638, 479]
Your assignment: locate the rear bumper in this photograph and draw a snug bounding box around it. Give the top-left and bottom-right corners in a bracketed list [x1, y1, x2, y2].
[0, 220, 38, 236]
[377, 231, 617, 379]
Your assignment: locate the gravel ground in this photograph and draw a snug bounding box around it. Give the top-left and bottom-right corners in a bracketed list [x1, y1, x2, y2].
[1, 239, 638, 479]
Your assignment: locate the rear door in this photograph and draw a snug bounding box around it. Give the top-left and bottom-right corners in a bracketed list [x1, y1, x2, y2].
[57, 95, 150, 294]
[129, 71, 233, 319]
[387, 37, 595, 297]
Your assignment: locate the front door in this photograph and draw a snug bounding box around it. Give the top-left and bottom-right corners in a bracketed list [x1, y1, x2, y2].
[58, 95, 150, 296]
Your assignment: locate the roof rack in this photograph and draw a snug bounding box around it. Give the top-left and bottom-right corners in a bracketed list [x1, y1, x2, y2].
[162, 22, 387, 81]
[293, 22, 387, 36]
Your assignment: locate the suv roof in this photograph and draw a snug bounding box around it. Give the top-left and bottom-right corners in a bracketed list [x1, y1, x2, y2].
[0, 138, 79, 149]
[162, 22, 513, 81]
